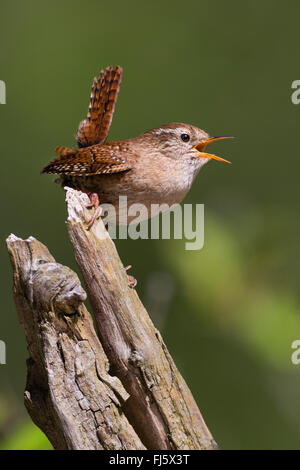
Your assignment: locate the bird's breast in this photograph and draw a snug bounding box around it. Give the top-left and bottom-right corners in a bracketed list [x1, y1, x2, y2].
[127, 152, 199, 202]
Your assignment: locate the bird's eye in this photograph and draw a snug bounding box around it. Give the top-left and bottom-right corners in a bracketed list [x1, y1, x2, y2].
[181, 133, 190, 142]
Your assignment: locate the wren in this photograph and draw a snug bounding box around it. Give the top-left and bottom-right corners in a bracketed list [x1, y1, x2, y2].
[42, 66, 232, 227]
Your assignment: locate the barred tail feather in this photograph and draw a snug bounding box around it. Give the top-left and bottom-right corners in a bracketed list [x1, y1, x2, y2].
[76, 65, 123, 148]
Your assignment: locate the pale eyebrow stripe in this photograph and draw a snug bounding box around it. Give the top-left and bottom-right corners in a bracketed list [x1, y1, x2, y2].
[153, 128, 183, 136]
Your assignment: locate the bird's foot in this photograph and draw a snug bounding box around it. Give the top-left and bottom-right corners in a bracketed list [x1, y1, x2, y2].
[125, 265, 137, 289]
[86, 192, 101, 230]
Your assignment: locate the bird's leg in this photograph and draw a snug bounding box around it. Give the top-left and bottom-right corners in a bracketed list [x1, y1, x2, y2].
[86, 192, 101, 230]
[125, 265, 137, 289]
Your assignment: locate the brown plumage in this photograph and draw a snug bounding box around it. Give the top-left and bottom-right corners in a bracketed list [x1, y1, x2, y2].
[42, 66, 232, 226]
[76, 66, 122, 148]
[44, 142, 131, 175]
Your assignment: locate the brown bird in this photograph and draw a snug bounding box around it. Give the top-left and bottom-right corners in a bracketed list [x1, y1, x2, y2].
[42, 65, 232, 227]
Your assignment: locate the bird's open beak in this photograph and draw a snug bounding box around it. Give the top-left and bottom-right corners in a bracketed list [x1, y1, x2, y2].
[193, 136, 233, 164]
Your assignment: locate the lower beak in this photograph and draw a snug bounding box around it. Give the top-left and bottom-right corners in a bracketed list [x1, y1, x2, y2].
[193, 136, 233, 164]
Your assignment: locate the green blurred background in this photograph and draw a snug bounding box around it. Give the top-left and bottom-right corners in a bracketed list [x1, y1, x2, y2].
[1, 0, 300, 450]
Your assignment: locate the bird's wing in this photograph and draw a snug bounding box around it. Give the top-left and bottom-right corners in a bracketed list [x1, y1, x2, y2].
[76, 66, 123, 148]
[42, 144, 131, 176]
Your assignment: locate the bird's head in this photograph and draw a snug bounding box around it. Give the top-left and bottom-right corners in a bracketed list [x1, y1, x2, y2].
[142, 122, 232, 168]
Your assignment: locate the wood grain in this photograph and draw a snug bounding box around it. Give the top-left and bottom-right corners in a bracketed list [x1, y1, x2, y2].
[6, 234, 144, 450]
[65, 187, 217, 450]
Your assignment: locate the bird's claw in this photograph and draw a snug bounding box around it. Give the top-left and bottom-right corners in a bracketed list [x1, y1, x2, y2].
[85, 192, 101, 230]
[128, 275, 137, 289]
[86, 207, 102, 230]
[125, 265, 137, 289]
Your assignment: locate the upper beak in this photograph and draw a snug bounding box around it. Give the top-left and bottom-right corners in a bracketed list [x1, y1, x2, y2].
[193, 136, 233, 164]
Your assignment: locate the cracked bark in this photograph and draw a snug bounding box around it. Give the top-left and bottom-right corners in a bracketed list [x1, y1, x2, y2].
[6, 235, 144, 450]
[6, 187, 217, 450]
[65, 188, 217, 450]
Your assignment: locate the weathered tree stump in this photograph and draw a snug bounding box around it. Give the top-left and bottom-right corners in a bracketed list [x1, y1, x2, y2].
[6, 187, 217, 450]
